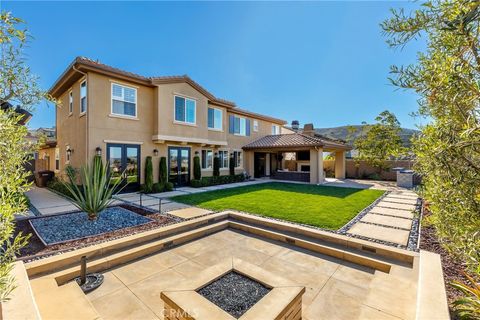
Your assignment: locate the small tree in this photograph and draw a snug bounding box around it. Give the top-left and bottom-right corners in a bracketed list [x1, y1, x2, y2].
[0, 12, 53, 302]
[193, 154, 201, 180]
[159, 157, 167, 185]
[213, 153, 220, 177]
[62, 157, 124, 220]
[229, 153, 235, 176]
[144, 156, 153, 193]
[354, 110, 406, 175]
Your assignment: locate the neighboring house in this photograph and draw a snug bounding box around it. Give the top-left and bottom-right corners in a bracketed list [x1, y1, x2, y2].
[47, 57, 349, 190]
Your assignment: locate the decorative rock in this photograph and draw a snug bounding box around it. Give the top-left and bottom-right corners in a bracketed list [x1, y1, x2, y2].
[197, 271, 270, 318]
[30, 207, 152, 245]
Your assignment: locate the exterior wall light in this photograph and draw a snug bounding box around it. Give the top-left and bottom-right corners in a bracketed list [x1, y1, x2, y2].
[95, 147, 102, 156]
[66, 147, 74, 157]
[153, 149, 159, 157]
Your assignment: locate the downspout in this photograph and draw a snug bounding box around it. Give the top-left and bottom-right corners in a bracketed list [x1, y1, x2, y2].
[72, 65, 89, 165]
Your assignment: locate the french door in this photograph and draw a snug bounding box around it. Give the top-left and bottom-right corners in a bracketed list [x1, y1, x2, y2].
[106, 143, 141, 192]
[168, 147, 190, 187]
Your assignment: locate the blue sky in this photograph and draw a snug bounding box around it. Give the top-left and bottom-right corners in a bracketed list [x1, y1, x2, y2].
[3, 1, 425, 129]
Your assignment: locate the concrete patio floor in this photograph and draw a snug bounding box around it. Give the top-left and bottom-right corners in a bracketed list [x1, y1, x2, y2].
[62, 229, 418, 320]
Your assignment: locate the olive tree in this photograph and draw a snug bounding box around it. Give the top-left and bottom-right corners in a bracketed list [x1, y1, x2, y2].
[383, 2, 480, 315]
[0, 12, 52, 301]
[353, 110, 407, 175]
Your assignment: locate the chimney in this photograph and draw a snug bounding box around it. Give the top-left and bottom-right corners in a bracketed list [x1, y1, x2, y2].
[291, 120, 299, 131]
[303, 123, 315, 137]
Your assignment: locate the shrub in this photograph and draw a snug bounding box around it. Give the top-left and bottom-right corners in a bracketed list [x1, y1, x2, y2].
[165, 182, 174, 191]
[190, 179, 202, 188]
[159, 157, 167, 185]
[190, 174, 245, 188]
[47, 178, 74, 198]
[193, 155, 201, 180]
[229, 154, 235, 176]
[144, 156, 153, 193]
[61, 157, 124, 220]
[213, 155, 220, 177]
[152, 182, 164, 193]
[451, 272, 480, 319]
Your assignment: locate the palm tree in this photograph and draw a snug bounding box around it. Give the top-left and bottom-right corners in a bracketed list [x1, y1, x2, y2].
[62, 156, 125, 220]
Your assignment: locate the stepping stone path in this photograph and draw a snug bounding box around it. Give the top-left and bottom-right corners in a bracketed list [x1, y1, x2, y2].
[347, 190, 419, 247]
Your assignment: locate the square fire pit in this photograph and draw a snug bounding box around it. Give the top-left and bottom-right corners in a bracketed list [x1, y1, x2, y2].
[197, 271, 271, 318]
[161, 258, 305, 320]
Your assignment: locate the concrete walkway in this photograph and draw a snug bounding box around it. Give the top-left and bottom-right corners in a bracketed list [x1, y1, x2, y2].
[25, 187, 78, 216]
[346, 189, 419, 246]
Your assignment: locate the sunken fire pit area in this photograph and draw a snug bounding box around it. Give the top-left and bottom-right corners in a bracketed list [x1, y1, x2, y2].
[161, 259, 304, 320]
[14, 210, 449, 320]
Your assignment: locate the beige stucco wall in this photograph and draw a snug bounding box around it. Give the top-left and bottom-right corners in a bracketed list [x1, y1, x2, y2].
[54, 70, 287, 185]
[56, 78, 87, 175]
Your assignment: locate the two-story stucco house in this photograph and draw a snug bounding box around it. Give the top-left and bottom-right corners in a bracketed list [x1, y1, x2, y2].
[47, 57, 349, 191]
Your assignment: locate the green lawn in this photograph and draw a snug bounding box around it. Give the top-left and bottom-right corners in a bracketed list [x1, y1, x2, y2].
[171, 182, 384, 229]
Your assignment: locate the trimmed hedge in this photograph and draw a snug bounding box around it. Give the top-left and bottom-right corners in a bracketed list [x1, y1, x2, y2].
[144, 156, 154, 193]
[193, 155, 201, 180]
[190, 174, 245, 188]
[47, 178, 74, 198]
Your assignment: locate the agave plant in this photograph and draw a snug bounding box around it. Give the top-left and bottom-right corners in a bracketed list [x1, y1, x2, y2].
[62, 156, 126, 220]
[451, 272, 480, 320]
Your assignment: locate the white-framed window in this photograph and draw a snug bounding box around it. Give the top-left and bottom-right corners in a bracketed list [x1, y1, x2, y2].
[55, 148, 60, 171]
[229, 115, 250, 136]
[201, 149, 213, 169]
[253, 120, 259, 132]
[233, 151, 242, 168]
[80, 80, 87, 114]
[272, 125, 280, 135]
[218, 150, 229, 169]
[68, 91, 73, 114]
[111, 83, 137, 117]
[174, 95, 196, 124]
[208, 107, 223, 130]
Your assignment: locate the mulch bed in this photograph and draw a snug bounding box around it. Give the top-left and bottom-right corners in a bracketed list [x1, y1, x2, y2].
[419, 212, 478, 315]
[15, 204, 181, 261]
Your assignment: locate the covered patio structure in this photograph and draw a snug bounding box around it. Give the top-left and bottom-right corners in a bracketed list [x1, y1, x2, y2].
[243, 132, 351, 184]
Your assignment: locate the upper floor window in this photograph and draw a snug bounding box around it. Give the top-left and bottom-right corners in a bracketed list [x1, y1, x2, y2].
[80, 80, 87, 114]
[229, 115, 250, 136]
[68, 91, 73, 114]
[208, 107, 223, 130]
[201, 149, 213, 169]
[218, 150, 229, 168]
[272, 125, 280, 135]
[111, 83, 137, 117]
[175, 96, 196, 124]
[253, 120, 259, 132]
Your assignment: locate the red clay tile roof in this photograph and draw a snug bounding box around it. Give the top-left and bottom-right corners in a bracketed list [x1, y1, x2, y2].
[242, 133, 350, 150]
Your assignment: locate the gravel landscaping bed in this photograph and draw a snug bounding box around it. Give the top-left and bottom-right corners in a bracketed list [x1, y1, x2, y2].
[197, 271, 270, 318]
[15, 204, 182, 261]
[30, 207, 153, 245]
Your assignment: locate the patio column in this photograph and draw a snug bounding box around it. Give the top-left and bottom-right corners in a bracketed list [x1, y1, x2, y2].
[335, 150, 346, 179]
[266, 153, 271, 176]
[317, 147, 324, 184]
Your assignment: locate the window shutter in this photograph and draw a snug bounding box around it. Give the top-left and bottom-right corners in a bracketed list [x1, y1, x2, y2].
[208, 108, 214, 128]
[246, 119, 251, 136]
[229, 115, 235, 133]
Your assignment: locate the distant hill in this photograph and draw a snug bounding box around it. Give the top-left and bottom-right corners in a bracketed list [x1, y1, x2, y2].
[315, 125, 419, 148]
